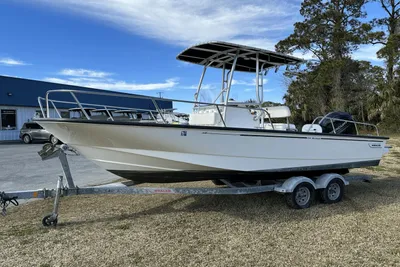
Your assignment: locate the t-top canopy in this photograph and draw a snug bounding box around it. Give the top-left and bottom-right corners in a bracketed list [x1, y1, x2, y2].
[177, 41, 304, 73]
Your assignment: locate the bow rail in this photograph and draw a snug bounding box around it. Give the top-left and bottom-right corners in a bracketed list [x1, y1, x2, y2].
[38, 89, 274, 129]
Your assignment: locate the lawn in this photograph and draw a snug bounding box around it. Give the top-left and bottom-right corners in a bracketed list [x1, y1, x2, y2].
[1, 137, 400, 267]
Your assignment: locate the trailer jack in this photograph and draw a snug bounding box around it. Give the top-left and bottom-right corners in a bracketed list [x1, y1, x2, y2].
[1, 192, 19, 216]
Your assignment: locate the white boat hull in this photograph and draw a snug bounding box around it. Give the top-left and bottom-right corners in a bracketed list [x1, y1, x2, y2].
[36, 120, 388, 183]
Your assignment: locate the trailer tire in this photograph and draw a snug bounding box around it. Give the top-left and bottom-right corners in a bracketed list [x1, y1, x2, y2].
[42, 214, 58, 227]
[50, 135, 59, 145]
[285, 182, 314, 209]
[320, 178, 344, 204]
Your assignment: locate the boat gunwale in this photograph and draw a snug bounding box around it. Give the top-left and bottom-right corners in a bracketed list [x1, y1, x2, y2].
[34, 118, 389, 141]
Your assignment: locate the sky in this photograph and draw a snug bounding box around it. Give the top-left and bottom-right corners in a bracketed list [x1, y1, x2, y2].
[0, 0, 387, 111]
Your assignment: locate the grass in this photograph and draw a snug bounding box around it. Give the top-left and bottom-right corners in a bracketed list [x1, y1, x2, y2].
[1, 137, 400, 266]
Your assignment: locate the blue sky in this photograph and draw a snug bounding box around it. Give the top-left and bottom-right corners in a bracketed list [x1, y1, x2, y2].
[0, 0, 386, 110]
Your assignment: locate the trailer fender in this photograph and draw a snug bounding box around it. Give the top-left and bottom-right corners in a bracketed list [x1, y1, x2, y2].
[314, 173, 349, 190]
[274, 176, 316, 193]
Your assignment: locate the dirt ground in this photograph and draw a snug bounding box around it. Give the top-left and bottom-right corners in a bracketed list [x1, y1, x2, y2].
[1, 137, 400, 267]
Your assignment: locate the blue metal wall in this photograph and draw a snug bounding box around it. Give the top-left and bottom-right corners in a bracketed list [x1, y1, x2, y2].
[0, 75, 172, 110]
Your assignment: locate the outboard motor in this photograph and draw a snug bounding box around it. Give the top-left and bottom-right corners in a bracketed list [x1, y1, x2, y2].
[319, 111, 357, 135]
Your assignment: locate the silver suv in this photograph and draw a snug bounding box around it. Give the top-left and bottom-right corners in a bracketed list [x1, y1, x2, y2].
[19, 122, 59, 144]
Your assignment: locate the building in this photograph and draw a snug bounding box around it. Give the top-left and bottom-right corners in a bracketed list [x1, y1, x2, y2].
[0, 75, 172, 141]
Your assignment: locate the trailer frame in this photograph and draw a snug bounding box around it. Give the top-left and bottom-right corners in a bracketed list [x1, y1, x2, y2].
[0, 144, 372, 226]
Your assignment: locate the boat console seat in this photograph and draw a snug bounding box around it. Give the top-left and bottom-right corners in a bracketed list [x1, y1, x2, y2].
[190, 111, 221, 126]
[190, 106, 259, 128]
[264, 106, 291, 118]
[302, 124, 323, 133]
[265, 123, 297, 131]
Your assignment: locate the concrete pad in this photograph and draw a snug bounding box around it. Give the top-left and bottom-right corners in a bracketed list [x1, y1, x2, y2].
[0, 143, 120, 191]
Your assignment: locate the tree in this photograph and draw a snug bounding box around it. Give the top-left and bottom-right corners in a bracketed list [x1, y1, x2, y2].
[276, 0, 371, 60]
[283, 59, 385, 126]
[372, 0, 400, 82]
[343, 61, 385, 123]
[276, 0, 373, 111]
[366, 0, 400, 130]
[274, 0, 400, 131]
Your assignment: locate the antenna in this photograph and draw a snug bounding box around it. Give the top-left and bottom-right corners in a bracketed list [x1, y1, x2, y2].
[157, 92, 163, 98]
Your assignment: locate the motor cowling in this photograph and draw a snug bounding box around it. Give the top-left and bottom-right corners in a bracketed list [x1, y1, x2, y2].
[319, 111, 357, 135]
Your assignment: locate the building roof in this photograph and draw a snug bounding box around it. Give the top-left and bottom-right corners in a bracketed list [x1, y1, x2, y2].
[176, 41, 304, 73]
[0, 75, 172, 110]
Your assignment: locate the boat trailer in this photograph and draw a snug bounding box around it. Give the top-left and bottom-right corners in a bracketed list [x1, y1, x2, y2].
[0, 144, 372, 227]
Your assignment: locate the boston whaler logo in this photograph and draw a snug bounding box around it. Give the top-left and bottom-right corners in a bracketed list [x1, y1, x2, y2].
[181, 131, 187, 136]
[369, 143, 383, 148]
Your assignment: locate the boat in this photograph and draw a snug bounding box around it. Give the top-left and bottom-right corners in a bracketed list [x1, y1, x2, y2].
[35, 41, 389, 183]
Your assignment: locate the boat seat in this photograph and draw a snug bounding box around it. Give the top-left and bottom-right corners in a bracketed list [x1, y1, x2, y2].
[302, 124, 322, 133]
[264, 123, 297, 131]
[189, 112, 221, 126]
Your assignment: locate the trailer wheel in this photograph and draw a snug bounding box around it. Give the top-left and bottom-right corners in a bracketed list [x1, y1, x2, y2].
[320, 178, 344, 204]
[286, 182, 315, 209]
[42, 214, 58, 227]
[50, 135, 59, 145]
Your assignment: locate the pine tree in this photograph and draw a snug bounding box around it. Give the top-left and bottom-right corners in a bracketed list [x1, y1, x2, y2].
[276, 0, 376, 122]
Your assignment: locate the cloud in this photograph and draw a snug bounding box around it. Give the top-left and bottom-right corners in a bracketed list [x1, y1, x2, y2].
[31, 0, 301, 48]
[232, 78, 268, 86]
[352, 45, 384, 62]
[291, 51, 315, 61]
[244, 88, 274, 93]
[68, 77, 103, 82]
[0, 58, 29, 66]
[180, 84, 218, 90]
[0, 74, 22, 78]
[177, 61, 193, 68]
[45, 67, 179, 92]
[59, 68, 112, 78]
[43, 76, 179, 91]
[228, 38, 278, 50]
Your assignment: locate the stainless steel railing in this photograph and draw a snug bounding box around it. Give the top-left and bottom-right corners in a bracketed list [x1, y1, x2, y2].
[38, 89, 382, 136]
[38, 89, 381, 136]
[311, 116, 379, 136]
[37, 96, 169, 122]
[38, 89, 274, 129]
